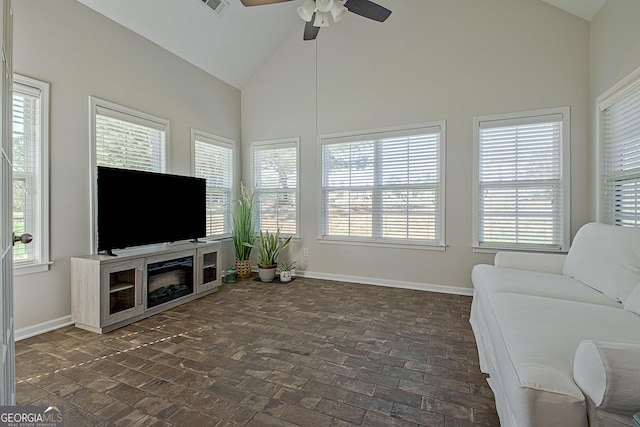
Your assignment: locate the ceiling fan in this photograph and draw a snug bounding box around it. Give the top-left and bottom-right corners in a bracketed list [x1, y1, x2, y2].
[240, 0, 392, 41]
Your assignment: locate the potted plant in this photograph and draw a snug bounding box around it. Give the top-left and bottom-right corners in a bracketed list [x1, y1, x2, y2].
[244, 228, 292, 282]
[231, 183, 256, 278]
[278, 260, 296, 283]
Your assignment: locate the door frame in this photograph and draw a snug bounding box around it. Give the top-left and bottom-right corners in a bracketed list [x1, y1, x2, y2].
[1, 0, 14, 406]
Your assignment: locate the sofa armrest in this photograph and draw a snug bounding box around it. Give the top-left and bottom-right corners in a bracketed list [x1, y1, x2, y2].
[573, 340, 640, 415]
[493, 251, 566, 274]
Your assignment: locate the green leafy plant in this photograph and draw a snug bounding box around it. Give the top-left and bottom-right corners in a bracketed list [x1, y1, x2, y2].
[278, 260, 297, 272]
[244, 228, 292, 267]
[232, 183, 256, 261]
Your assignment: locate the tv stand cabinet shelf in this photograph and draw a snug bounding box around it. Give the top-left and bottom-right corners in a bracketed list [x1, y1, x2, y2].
[71, 241, 221, 334]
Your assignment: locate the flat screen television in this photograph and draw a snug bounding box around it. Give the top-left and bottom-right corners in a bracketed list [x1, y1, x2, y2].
[97, 166, 206, 254]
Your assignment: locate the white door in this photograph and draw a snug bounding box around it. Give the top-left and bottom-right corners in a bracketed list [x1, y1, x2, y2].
[1, 0, 14, 405]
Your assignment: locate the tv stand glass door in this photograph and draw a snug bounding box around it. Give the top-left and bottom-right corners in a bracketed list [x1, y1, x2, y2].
[101, 259, 145, 326]
[197, 244, 221, 293]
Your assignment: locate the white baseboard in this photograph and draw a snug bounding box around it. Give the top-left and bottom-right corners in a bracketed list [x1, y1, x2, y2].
[294, 270, 474, 296]
[15, 315, 74, 341]
[15, 274, 471, 341]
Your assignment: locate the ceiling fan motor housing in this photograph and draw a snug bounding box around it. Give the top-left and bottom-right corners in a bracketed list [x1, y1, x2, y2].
[298, 0, 347, 25]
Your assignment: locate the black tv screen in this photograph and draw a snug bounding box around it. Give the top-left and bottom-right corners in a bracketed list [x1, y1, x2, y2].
[97, 166, 206, 253]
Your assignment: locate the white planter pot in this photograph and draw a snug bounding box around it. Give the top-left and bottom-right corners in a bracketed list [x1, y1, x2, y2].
[279, 270, 292, 283]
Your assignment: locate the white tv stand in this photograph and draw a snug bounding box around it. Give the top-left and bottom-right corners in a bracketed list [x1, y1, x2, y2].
[71, 240, 221, 334]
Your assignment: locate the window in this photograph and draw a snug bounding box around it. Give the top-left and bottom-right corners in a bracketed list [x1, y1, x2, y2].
[252, 138, 299, 236]
[192, 129, 234, 238]
[598, 68, 640, 227]
[90, 97, 169, 250]
[12, 75, 50, 274]
[321, 123, 445, 247]
[91, 97, 168, 173]
[473, 107, 570, 251]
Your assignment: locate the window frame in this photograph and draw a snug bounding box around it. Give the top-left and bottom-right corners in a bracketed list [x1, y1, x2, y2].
[250, 137, 300, 238]
[89, 96, 170, 253]
[596, 65, 640, 227]
[191, 128, 235, 239]
[472, 107, 571, 253]
[12, 74, 50, 275]
[319, 122, 446, 250]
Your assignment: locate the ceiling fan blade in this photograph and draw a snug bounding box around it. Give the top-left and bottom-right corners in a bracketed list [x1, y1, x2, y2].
[303, 18, 320, 41]
[240, 0, 295, 6]
[344, 0, 391, 22]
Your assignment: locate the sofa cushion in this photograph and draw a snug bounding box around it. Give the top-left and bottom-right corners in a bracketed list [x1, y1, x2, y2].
[623, 284, 640, 316]
[489, 293, 640, 398]
[470, 291, 588, 427]
[472, 264, 621, 308]
[563, 222, 640, 301]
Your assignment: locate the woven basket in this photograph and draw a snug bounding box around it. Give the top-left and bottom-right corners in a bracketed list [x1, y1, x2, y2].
[235, 259, 252, 279]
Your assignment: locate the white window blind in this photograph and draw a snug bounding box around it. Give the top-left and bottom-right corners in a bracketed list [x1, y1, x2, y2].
[12, 75, 50, 274]
[193, 131, 233, 237]
[94, 100, 168, 173]
[321, 124, 444, 245]
[12, 85, 39, 263]
[475, 109, 569, 251]
[253, 139, 298, 235]
[601, 81, 640, 227]
[90, 97, 169, 252]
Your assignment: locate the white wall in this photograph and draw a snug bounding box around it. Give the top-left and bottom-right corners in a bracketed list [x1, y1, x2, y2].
[12, 0, 607, 333]
[242, 0, 591, 291]
[590, 0, 640, 103]
[589, 0, 640, 217]
[12, 0, 240, 332]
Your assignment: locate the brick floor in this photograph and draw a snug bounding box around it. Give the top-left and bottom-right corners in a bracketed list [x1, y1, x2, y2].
[15, 277, 499, 426]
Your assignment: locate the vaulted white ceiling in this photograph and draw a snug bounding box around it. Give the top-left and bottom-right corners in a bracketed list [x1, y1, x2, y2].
[76, 0, 302, 89]
[75, 0, 606, 90]
[541, 0, 606, 21]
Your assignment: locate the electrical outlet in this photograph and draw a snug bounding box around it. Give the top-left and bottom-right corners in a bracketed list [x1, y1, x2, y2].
[303, 248, 309, 257]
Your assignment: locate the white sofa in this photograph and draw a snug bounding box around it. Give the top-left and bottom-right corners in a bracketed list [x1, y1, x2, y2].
[470, 222, 640, 427]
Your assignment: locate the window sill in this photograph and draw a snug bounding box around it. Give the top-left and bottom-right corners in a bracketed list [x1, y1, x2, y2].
[318, 237, 446, 251]
[205, 235, 300, 244]
[14, 261, 53, 276]
[472, 246, 567, 255]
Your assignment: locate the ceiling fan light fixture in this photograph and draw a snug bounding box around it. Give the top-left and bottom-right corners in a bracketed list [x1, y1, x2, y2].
[297, 0, 316, 22]
[313, 10, 330, 27]
[330, 2, 347, 22]
[315, 0, 334, 13]
[241, 0, 392, 41]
